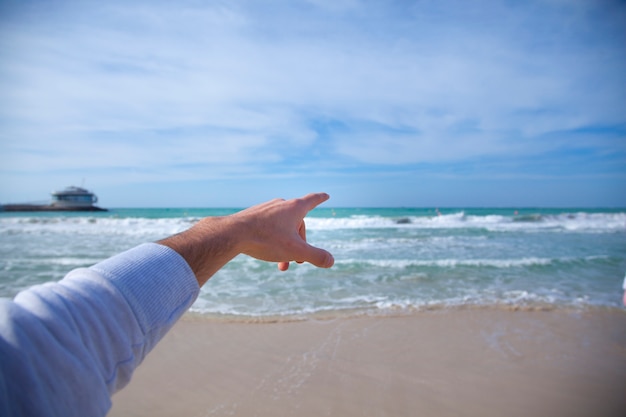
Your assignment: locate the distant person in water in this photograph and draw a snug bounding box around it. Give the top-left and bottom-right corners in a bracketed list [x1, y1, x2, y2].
[0, 193, 335, 417]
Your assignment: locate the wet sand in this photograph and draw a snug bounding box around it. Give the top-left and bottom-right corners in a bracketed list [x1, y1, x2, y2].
[109, 308, 626, 417]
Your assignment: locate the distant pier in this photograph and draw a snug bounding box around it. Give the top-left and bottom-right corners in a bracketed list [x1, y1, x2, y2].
[0, 204, 107, 212]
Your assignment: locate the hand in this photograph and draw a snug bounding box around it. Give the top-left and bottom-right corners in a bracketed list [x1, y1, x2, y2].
[232, 193, 335, 271]
[159, 193, 334, 286]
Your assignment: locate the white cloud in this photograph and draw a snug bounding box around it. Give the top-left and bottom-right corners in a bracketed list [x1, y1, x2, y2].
[0, 0, 624, 205]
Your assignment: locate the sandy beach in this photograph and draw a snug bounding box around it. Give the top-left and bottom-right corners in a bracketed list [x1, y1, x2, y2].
[109, 308, 626, 417]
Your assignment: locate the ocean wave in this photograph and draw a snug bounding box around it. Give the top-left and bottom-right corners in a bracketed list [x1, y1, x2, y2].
[188, 288, 604, 319]
[307, 211, 626, 233]
[334, 256, 605, 269]
[2, 207, 623, 318]
[0, 216, 191, 237]
[1, 211, 623, 236]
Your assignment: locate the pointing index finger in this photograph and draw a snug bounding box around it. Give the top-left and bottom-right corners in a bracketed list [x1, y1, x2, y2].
[297, 192, 330, 213]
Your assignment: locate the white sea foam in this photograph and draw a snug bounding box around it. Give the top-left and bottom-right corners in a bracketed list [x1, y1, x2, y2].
[335, 257, 581, 269]
[1, 211, 623, 237]
[1, 208, 624, 315]
[0, 216, 190, 238]
[306, 212, 626, 233]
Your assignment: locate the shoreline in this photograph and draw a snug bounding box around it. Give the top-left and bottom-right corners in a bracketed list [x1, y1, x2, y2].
[110, 306, 626, 417]
[182, 302, 624, 324]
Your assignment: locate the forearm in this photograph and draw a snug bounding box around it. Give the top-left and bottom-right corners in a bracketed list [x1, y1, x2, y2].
[157, 215, 243, 287]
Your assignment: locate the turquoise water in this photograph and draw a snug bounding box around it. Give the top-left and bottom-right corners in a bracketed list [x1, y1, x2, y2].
[1, 207, 625, 317]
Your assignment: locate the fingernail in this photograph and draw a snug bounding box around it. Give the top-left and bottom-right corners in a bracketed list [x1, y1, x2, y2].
[325, 253, 335, 268]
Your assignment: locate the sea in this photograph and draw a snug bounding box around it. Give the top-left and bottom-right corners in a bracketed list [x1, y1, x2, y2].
[1, 207, 625, 318]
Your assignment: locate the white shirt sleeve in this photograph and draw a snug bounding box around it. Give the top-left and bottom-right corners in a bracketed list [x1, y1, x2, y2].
[0, 243, 199, 417]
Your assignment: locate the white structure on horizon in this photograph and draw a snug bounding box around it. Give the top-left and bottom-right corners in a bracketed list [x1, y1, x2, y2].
[51, 186, 99, 208]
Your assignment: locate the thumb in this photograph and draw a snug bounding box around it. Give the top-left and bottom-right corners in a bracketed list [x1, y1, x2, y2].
[294, 218, 334, 269]
[299, 243, 334, 269]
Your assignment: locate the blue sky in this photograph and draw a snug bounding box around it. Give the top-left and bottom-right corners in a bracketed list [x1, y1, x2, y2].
[0, 0, 625, 208]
